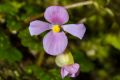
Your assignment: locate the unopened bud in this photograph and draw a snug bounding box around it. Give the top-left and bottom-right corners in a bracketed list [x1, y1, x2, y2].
[55, 51, 74, 67]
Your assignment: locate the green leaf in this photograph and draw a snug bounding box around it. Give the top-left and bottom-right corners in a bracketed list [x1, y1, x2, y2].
[96, 45, 109, 61]
[25, 65, 71, 80]
[0, 2, 24, 15]
[0, 3, 18, 15]
[26, 62, 71, 80]
[112, 75, 120, 80]
[18, 29, 43, 53]
[0, 32, 11, 49]
[49, 69, 71, 80]
[25, 65, 51, 80]
[105, 34, 120, 50]
[0, 31, 22, 63]
[10, 1, 25, 11]
[0, 48, 22, 63]
[87, 15, 105, 31]
[6, 16, 22, 32]
[72, 50, 94, 72]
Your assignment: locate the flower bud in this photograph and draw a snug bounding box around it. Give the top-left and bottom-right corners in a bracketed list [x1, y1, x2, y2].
[55, 51, 74, 67]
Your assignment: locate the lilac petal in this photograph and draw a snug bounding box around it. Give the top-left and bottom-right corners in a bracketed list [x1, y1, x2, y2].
[43, 31, 68, 55]
[62, 24, 86, 39]
[29, 20, 50, 36]
[61, 67, 69, 79]
[44, 6, 69, 24]
[70, 74, 76, 77]
[64, 63, 80, 77]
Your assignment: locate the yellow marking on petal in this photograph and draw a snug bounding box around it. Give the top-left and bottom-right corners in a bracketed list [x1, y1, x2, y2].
[52, 25, 60, 33]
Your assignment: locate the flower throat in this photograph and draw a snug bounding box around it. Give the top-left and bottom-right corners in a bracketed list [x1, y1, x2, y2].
[52, 25, 61, 33]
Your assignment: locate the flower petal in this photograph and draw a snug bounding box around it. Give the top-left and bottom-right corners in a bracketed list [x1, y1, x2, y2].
[44, 6, 69, 24]
[61, 67, 69, 79]
[62, 24, 86, 39]
[70, 74, 76, 77]
[61, 63, 80, 78]
[64, 63, 80, 74]
[29, 20, 50, 36]
[43, 31, 68, 55]
[64, 63, 80, 77]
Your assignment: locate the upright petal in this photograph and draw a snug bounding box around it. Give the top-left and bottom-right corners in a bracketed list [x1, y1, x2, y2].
[61, 68, 69, 79]
[44, 6, 69, 24]
[29, 20, 50, 36]
[62, 24, 86, 39]
[64, 63, 80, 75]
[61, 63, 80, 78]
[43, 31, 68, 55]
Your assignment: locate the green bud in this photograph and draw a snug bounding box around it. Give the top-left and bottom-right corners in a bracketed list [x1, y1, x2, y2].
[55, 51, 74, 67]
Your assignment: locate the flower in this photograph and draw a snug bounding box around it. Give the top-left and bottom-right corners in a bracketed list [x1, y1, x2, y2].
[29, 6, 86, 55]
[55, 52, 80, 78]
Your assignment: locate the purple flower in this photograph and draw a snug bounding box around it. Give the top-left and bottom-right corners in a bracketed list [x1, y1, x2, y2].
[55, 52, 80, 78]
[61, 63, 80, 78]
[29, 6, 86, 55]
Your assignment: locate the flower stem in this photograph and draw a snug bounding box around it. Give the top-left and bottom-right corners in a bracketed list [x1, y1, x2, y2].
[65, 1, 94, 9]
[24, 1, 94, 23]
[36, 52, 45, 66]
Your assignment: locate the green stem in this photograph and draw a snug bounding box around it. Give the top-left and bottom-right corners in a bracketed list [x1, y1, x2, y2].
[65, 1, 94, 9]
[36, 52, 45, 66]
[24, 1, 94, 23]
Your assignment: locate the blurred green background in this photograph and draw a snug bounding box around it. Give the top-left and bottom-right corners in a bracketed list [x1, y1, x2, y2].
[0, 0, 120, 80]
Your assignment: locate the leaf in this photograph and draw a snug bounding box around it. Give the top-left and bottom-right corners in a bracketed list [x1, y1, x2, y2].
[18, 29, 43, 54]
[25, 65, 71, 80]
[72, 50, 94, 72]
[105, 34, 120, 50]
[112, 75, 120, 80]
[25, 65, 51, 80]
[49, 69, 71, 80]
[0, 48, 22, 63]
[10, 1, 25, 11]
[96, 45, 109, 61]
[0, 4, 17, 15]
[0, 2, 24, 15]
[0, 32, 11, 49]
[6, 16, 22, 32]
[87, 15, 105, 31]
[0, 32, 22, 63]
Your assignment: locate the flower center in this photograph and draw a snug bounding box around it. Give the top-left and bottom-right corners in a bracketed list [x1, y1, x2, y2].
[52, 25, 60, 33]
